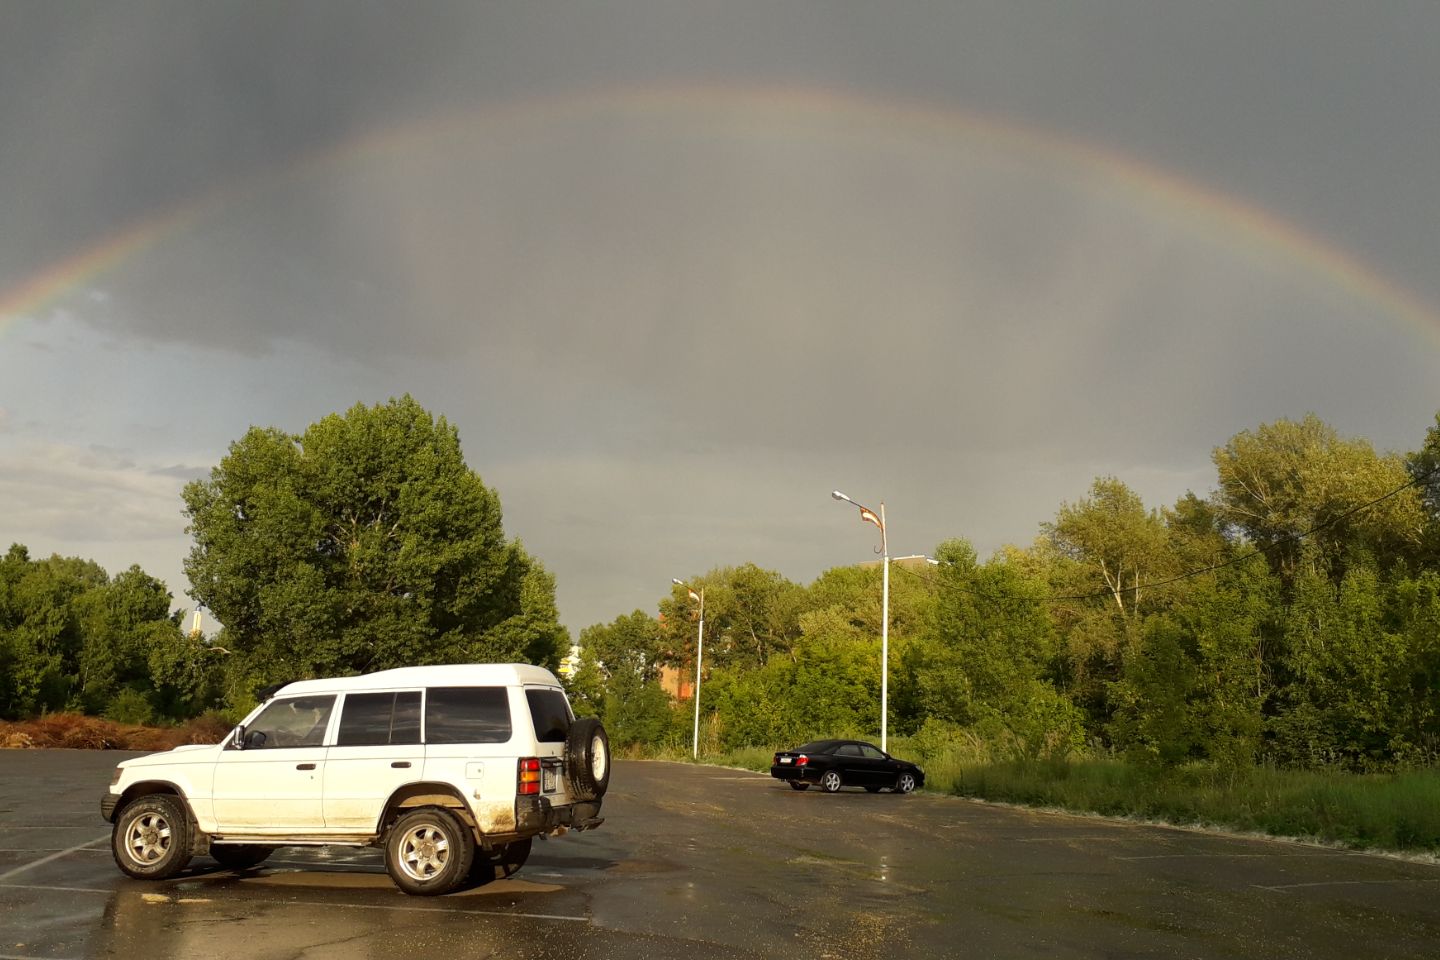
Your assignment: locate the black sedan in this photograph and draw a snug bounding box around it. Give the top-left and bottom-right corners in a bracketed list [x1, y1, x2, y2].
[770, 739, 924, 794]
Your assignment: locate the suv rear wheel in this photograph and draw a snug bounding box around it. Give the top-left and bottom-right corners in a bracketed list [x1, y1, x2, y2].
[385, 807, 475, 896]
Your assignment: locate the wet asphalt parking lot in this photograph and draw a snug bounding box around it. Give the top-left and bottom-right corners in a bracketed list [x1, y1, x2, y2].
[2, 749, 1439, 959]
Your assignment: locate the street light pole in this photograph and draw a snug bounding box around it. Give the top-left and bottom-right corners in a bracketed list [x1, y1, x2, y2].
[831, 490, 890, 752]
[673, 579, 705, 759]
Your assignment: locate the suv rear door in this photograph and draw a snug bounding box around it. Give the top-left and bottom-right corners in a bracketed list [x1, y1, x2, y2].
[322, 690, 422, 831]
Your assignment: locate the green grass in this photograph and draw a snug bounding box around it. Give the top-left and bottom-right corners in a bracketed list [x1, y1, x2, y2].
[623, 737, 1440, 854]
[950, 758, 1440, 853]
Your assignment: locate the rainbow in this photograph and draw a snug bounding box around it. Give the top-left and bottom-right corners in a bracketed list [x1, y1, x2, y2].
[3, 85, 1437, 339]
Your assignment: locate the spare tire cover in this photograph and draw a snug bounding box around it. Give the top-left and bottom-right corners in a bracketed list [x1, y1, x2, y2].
[564, 717, 611, 801]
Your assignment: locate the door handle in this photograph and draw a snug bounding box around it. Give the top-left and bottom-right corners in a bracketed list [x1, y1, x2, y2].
[391, 761, 412, 769]
[296, 763, 316, 770]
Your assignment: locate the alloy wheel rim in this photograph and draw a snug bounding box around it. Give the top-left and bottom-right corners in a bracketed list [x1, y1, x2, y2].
[399, 825, 450, 881]
[125, 811, 171, 864]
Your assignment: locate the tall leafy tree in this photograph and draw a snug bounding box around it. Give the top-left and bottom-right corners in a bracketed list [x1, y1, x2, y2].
[1043, 477, 1171, 616]
[579, 610, 664, 683]
[0, 546, 187, 719]
[906, 539, 1081, 756]
[183, 396, 566, 684]
[1212, 414, 1423, 584]
[1109, 557, 1278, 768]
[655, 564, 804, 673]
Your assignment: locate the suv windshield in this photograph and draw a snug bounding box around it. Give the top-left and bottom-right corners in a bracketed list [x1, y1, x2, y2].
[525, 688, 572, 743]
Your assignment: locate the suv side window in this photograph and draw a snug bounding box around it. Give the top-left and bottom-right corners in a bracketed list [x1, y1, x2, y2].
[243, 695, 336, 749]
[425, 686, 511, 743]
[337, 691, 422, 746]
[525, 688, 573, 743]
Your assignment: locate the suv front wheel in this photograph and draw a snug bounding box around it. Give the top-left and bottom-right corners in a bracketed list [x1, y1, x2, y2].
[112, 794, 194, 880]
[385, 807, 475, 896]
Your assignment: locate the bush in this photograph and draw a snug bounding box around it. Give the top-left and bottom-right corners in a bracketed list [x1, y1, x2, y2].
[103, 689, 155, 726]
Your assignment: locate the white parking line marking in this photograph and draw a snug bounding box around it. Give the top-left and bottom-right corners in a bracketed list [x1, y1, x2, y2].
[0, 834, 109, 882]
[0, 954, 81, 960]
[0, 883, 110, 894]
[1253, 878, 1440, 892]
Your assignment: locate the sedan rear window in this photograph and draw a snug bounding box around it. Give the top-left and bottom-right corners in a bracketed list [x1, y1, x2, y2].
[425, 687, 512, 744]
[796, 740, 838, 754]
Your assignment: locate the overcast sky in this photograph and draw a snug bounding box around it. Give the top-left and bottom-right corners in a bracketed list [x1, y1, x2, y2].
[2, 2, 1439, 633]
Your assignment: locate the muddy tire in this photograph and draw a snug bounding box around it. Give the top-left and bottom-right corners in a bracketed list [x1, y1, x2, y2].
[564, 717, 611, 801]
[385, 807, 475, 896]
[112, 794, 194, 880]
[820, 770, 843, 793]
[894, 772, 918, 794]
[210, 844, 272, 870]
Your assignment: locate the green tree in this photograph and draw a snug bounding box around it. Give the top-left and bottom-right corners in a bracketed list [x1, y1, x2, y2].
[655, 564, 804, 673]
[1212, 415, 1423, 584]
[578, 610, 664, 683]
[1109, 557, 1277, 769]
[183, 396, 565, 685]
[570, 612, 676, 746]
[708, 607, 882, 748]
[1269, 563, 1438, 768]
[906, 539, 1082, 757]
[1043, 477, 1172, 616]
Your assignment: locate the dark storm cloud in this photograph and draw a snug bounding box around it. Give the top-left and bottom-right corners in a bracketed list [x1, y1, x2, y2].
[3, 2, 1438, 306]
[3, 2, 1439, 630]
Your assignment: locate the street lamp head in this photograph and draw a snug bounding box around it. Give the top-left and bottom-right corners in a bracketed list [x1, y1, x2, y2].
[672, 578, 685, 586]
[832, 490, 850, 503]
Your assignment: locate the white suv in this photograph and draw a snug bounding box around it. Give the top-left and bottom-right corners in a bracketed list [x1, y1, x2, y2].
[101, 663, 609, 895]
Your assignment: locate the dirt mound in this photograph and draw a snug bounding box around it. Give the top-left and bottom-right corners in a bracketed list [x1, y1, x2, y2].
[0, 712, 231, 751]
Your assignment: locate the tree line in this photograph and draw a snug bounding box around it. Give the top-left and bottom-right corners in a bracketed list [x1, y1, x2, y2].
[4, 398, 1439, 774]
[575, 413, 1440, 771]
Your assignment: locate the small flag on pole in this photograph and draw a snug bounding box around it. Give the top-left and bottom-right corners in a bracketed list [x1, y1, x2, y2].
[859, 508, 882, 530]
[688, 589, 701, 603]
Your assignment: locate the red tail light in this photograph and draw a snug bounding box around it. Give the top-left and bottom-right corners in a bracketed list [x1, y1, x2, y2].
[797, 755, 808, 766]
[518, 757, 541, 796]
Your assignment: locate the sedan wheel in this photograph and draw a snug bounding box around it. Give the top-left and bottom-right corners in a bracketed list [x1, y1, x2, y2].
[895, 772, 917, 794]
[821, 770, 843, 793]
